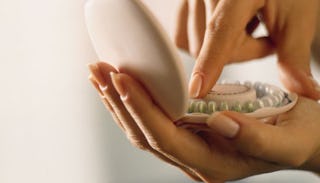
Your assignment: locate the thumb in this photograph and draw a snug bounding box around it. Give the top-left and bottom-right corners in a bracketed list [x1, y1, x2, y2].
[206, 111, 313, 167]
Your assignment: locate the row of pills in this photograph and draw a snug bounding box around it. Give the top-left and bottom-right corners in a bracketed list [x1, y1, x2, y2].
[187, 80, 288, 114]
[187, 95, 285, 114]
[187, 100, 252, 114]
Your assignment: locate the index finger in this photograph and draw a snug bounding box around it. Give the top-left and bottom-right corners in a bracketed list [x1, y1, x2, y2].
[189, 0, 265, 98]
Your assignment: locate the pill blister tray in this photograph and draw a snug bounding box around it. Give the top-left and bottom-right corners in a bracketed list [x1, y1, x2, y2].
[176, 81, 298, 129]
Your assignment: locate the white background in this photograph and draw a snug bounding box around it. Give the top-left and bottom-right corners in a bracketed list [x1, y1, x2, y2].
[0, 0, 320, 182]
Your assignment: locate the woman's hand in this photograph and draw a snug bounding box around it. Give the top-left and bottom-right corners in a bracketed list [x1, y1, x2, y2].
[174, 0, 320, 100]
[88, 62, 320, 182]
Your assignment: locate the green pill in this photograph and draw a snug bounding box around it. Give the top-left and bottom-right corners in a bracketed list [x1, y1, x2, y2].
[232, 102, 242, 112]
[198, 101, 207, 113]
[207, 101, 217, 114]
[188, 101, 197, 113]
[243, 101, 254, 113]
[219, 102, 229, 111]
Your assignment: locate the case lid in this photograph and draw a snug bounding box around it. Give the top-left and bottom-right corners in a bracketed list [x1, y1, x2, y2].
[85, 0, 188, 120]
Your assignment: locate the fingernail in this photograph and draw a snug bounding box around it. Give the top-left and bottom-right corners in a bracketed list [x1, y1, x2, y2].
[88, 75, 104, 96]
[87, 63, 107, 87]
[189, 73, 203, 98]
[99, 85, 108, 92]
[309, 76, 320, 92]
[207, 113, 240, 138]
[110, 72, 128, 100]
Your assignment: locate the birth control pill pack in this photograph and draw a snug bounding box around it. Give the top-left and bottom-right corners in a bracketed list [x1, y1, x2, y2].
[85, 0, 298, 130]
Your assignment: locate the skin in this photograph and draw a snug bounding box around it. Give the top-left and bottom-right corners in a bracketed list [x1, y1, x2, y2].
[173, 0, 320, 100]
[88, 62, 320, 183]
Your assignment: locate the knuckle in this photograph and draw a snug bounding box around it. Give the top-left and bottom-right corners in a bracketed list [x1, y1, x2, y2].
[146, 131, 175, 154]
[148, 138, 172, 154]
[242, 130, 268, 157]
[147, 128, 177, 154]
[285, 155, 308, 168]
[126, 134, 149, 151]
[207, 16, 228, 34]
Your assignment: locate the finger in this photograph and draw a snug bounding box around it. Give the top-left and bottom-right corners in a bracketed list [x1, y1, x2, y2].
[277, 41, 320, 100]
[110, 72, 284, 181]
[278, 61, 320, 100]
[207, 110, 320, 167]
[231, 36, 274, 62]
[88, 74, 125, 131]
[88, 62, 155, 149]
[187, 0, 206, 57]
[276, 8, 320, 100]
[110, 72, 221, 175]
[189, 0, 265, 98]
[174, 0, 189, 51]
[204, 0, 218, 25]
[89, 63, 201, 181]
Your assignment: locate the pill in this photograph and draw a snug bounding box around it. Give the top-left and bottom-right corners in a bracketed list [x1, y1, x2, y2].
[243, 101, 255, 113]
[207, 101, 217, 114]
[244, 81, 252, 88]
[188, 101, 197, 113]
[198, 101, 207, 113]
[232, 102, 242, 112]
[256, 84, 266, 98]
[253, 99, 264, 110]
[269, 95, 280, 106]
[261, 97, 273, 107]
[193, 101, 201, 113]
[219, 102, 229, 111]
[253, 82, 262, 90]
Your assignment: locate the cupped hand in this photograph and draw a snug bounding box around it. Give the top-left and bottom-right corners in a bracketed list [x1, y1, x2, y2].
[174, 0, 320, 100]
[88, 62, 320, 182]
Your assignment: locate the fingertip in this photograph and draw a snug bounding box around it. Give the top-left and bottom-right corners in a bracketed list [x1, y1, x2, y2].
[189, 61, 224, 98]
[88, 74, 104, 96]
[206, 112, 240, 138]
[222, 111, 265, 126]
[96, 61, 118, 73]
[110, 72, 132, 100]
[88, 62, 107, 87]
[188, 72, 203, 98]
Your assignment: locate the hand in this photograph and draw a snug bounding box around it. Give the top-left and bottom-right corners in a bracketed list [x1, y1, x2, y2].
[173, 0, 320, 100]
[88, 62, 320, 182]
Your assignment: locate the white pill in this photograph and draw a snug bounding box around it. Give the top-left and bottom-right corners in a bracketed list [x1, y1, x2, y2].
[253, 99, 264, 110]
[261, 97, 273, 107]
[244, 81, 252, 88]
[269, 95, 280, 106]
